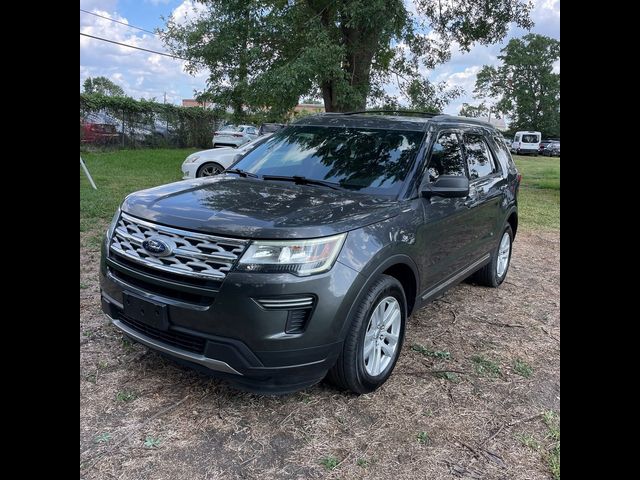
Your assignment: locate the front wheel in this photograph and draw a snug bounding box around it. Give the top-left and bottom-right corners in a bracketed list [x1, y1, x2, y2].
[327, 275, 406, 394]
[196, 162, 224, 177]
[474, 224, 513, 287]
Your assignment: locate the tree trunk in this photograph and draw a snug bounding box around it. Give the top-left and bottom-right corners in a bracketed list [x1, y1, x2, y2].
[321, 81, 337, 112]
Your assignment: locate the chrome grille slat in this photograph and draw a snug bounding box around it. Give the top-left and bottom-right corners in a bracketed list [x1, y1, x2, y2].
[110, 212, 248, 281]
[255, 296, 315, 309]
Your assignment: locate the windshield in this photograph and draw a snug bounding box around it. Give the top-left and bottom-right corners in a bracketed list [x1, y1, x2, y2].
[239, 134, 271, 152]
[261, 124, 284, 133]
[232, 125, 424, 196]
[522, 134, 540, 143]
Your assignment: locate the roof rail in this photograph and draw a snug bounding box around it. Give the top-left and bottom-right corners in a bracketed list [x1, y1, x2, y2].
[341, 110, 441, 118]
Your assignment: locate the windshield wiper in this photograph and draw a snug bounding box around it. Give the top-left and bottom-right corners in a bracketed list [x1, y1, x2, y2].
[261, 175, 344, 191]
[225, 168, 260, 178]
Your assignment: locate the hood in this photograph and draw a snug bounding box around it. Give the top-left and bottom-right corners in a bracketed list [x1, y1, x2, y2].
[188, 146, 234, 160]
[121, 175, 401, 239]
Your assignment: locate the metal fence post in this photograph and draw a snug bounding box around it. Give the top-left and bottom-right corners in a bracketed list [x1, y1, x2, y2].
[80, 156, 97, 190]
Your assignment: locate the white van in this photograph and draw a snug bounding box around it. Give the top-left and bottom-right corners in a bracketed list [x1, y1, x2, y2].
[511, 131, 541, 155]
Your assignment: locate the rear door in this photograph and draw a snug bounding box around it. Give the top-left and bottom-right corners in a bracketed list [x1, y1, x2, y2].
[461, 130, 507, 259]
[521, 133, 540, 151]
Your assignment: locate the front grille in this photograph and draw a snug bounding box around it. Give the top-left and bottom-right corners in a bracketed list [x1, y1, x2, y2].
[110, 212, 248, 282]
[109, 266, 213, 306]
[119, 315, 206, 354]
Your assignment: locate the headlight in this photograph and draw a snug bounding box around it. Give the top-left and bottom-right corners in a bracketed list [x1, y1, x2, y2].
[237, 234, 346, 276]
[106, 207, 121, 241]
[185, 155, 200, 163]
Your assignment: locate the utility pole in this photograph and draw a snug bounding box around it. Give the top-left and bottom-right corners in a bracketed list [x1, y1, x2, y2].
[164, 92, 169, 139]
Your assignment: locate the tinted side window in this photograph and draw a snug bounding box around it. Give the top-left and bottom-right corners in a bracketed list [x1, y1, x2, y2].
[493, 135, 513, 169]
[464, 133, 495, 180]
[426, 132, 466, 182]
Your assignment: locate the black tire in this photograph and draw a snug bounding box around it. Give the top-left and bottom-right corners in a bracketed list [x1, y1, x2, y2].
[326, 274, 407, 394]
[196, 162, 224, 178]
[474, 224, 514, 287]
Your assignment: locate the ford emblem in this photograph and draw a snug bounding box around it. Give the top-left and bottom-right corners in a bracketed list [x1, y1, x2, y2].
[142, 237, 172, 257]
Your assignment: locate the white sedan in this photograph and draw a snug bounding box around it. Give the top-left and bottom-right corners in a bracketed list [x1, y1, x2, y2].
[212, 124, 259, 148]
[182, 134, 273, 178]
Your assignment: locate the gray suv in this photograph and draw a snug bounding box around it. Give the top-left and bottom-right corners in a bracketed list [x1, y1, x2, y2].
[100, 112, 520, 394]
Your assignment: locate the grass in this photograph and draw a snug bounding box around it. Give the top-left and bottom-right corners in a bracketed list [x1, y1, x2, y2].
[144, 436, 162, 448]
[95, 432, 112, 444]
[80, 148, 198, 224]
[80, 149, 559, 234]
[434, 371, 459, 382]
[410, 344, 451, 359]
[513, 358, 534, 378]
[513, 155, 560, 230]
[416, 431, 430, 445]
[121, 337, 136, 353]
[115, 390, 138, 403]
[319, 456, 339, 470]
[471, 355, 501, 378]
[516, 433, 541, 450]
[543, 410, 560, 479]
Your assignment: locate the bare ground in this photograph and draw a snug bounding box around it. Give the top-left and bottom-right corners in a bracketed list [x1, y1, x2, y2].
[80, 230, 559, 480]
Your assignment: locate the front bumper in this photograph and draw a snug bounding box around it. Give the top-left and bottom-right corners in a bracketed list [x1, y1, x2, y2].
[181, 162, 198, 179]
[100, 247, 362, 393]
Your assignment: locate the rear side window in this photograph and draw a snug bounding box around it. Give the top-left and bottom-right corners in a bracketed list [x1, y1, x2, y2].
[492, 135, 514, 169]
[463, 133, 496, 180]
[426, 132, 466, 182]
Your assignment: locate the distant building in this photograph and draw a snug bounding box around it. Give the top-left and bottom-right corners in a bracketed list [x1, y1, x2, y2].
[182, 99, 215, 109]
[477, 116, 507, 131]
[293, 103, 325, 114]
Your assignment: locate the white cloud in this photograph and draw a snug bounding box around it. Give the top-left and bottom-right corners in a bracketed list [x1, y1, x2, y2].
[80, 1, 210, 103]
[80, 0, 117, 12]
[170, 0, 208, 25]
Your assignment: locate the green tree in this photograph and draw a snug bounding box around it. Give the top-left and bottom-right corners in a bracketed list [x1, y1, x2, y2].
[82, 76, 125, 97]
[162, 0, 532, 117]
[459, 102, 489, 118]
[475, 33, 559, 137]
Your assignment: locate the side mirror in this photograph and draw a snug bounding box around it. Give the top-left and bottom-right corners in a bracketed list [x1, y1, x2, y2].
[421, 175, 469, 198]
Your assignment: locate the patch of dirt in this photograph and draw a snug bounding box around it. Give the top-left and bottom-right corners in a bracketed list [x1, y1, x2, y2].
[80, 230, 559, 479]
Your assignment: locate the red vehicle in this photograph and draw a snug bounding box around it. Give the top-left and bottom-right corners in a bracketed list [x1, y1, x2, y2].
[81, 122, 119, 144]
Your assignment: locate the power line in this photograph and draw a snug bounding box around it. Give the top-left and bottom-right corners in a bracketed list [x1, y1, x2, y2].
[80, 8, 159, 36]
[80, 32, 191, 61]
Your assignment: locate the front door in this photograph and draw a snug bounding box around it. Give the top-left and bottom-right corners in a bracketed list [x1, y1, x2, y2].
[417, 130, 477, 291]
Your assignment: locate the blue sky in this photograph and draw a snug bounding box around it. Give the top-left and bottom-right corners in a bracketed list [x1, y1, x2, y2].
[80, 0, 559, 115]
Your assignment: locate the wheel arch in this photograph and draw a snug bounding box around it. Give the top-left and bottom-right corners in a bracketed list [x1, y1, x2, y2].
[337, 254, 420, 342]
